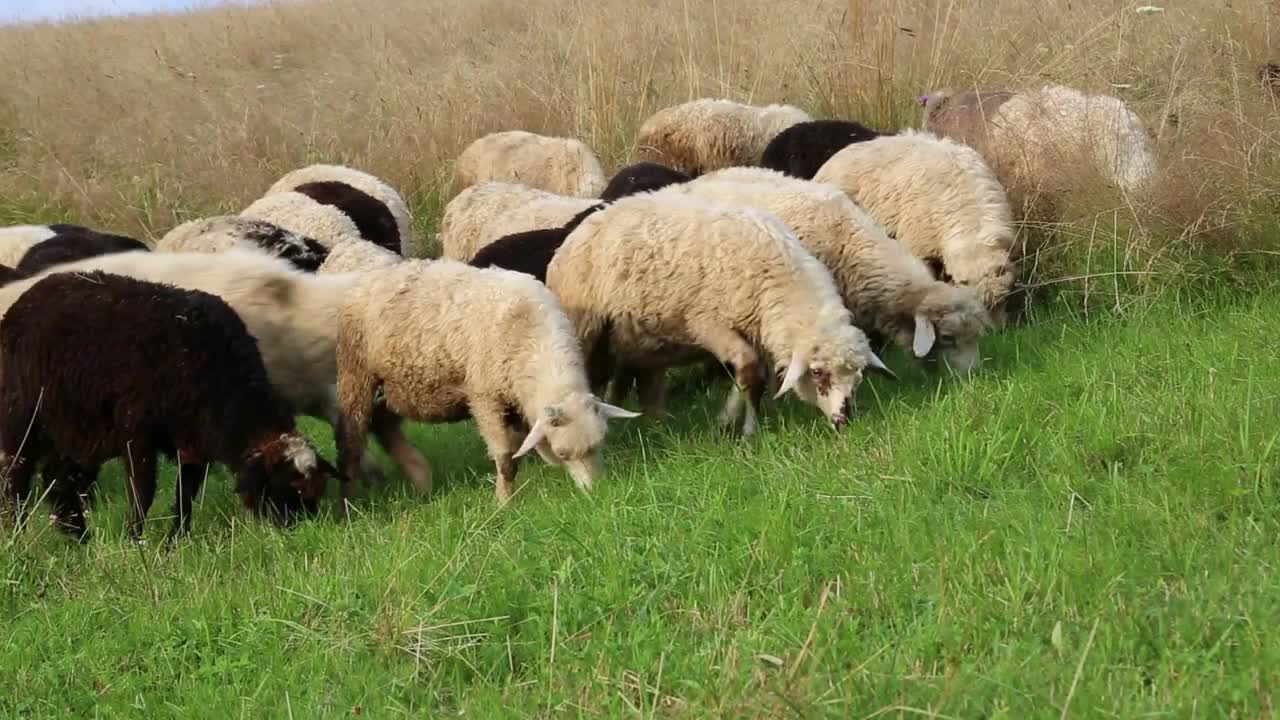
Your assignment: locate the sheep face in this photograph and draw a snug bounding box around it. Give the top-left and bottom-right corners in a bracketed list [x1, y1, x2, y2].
[236, 432, 331, 525]
[513, 392, 640, 491]
[775, 323, 892, 429]
[903, 285, 994, 375]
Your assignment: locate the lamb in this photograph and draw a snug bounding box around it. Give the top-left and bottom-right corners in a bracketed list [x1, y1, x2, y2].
[545, 192, 893, 435]
[636, 98, 813, 176]
[671, 167, 994, 373]
[15, 225, 148, 276]
[0, 271, 332, 542]
[759, 119, 884, 179]
[156, 216, 330, 272]
[812, 130, 1018, 314]
[317, 237, 402, 274]
[266, 164, 415, 256]
[453, 130, 608, 198]
[921, 84, 1157, 199]
[598, 162, 692, 201]
[242, 181, 403, 255]
[438, 182, 600, 261]
[468, 203, 606, 282]
[335, 260, 639, 505]
[0, 250, 431, 495]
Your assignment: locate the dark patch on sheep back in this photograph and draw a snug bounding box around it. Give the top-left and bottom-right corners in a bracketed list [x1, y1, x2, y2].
[761, 120, 884, 179]
[469, 203, 606, 283]
[236, 218, 330, 272]
[293, 181, 401, 255]
[599, 162, 692, 201]
[1261, 63, 1280, 97]
[0, 271, 329, 540]
[0, 264, 22, 287]
[17, 227, 148, 276]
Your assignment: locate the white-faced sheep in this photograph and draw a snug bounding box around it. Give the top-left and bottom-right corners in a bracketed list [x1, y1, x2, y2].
[157, 216, 330, 272]
[0, 271, 333, 542]
[636, 98, 813, 176]
[546, 192, 894, 435]
[673, 167, 995, 373]
[335, 259, 639, 505]
[266, 164, 415, 256]
[0, 250, 431, 495]
[453, 130, 608, 198]
[812, 130, 1018, 316]
[438, 182, 601, 261]
[598, 162, 692, 201]
[759, 119, 884, 180]
[921, 84, 1157, 200]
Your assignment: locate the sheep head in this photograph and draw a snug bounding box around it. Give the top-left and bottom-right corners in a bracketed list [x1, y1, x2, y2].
[902, 283, 994, 375]
[774, 322, 894, 429]
[236, 432, 331, 525]
[513, 392, 640, 491]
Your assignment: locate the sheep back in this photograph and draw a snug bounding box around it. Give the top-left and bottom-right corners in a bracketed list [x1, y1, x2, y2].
[599, 162, 692, 201]
[759, 119, 883, 179]
[157, 216, 330, 272]
[453, 130, 607, 198]
[267, 164, 414, 256]
[636, 99, 812, 175]
[438, 182, 598, 261]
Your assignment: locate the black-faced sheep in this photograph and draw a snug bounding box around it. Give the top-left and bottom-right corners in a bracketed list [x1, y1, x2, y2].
[636, 98, 813, 176]
[335, 260, 639, 505]
[598, 162, 692, 202]
[266, 164, 415, 256]
[0, 271, 332, 542]
[453, 130, 608, 198]
[468, 203, 606, 282]
[759, 119, 884, 179]
[157, 216, 330, 272]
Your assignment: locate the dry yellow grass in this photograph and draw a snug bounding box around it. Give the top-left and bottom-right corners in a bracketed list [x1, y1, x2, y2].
[0, 0, 1275, 266]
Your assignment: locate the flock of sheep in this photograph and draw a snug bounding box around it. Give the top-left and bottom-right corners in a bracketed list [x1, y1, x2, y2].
[0, 81, 1173, 543]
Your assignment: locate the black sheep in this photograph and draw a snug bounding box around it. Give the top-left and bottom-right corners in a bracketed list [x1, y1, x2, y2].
[599, 162, 692, 202]
[0, 271, 332, 542]
[16, 225, 149, 276]
[0, 264, 22, 287]
[468, 203, 606, 283]
[760, 120, 884, 179]
[292, 180, 402, 255]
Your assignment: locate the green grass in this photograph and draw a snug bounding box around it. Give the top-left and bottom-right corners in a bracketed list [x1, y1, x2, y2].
[4, 280, 1280, 718]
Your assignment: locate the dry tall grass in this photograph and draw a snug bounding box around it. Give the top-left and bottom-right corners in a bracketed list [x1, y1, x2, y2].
[0, 0, 1275, 272]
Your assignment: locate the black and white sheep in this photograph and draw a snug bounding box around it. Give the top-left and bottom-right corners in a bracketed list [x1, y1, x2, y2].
[759, 120, 884, 179]
[4, 223, 148, 277]
[468, 203, 607, 282]
[265, 164, 415, 256]
[157, 216, 331, 272]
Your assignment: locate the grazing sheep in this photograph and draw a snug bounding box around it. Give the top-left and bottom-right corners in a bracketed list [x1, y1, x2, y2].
[546, 192, 893, 435]
[0, 250, 430, 494]
[317, 237, 402, 274]
[921, 84, 1157, 199]
[335, 260, 639, 505]
[813, 130, 1017, 314]
[438, 182, 600, 261]
[468, 203, 606, 282]
[760, 119, 884, 179]
[0, 271, 332, 542]
[599, 162, 692, 201]
[266, 164, 415, 256]
[241, 190, 383, 252]
[636, 98, 813, 176]
[453, 130, 607, 198]
[156, 216, 330, 272]
[674, 167, 995, 373]
[15, 226, 148, 277]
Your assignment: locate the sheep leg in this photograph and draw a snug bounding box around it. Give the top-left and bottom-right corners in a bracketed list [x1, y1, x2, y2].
[0, 450, 36, 528]
[335, 373, 378, 514]
[688, 323, 760, 435]
[121, 446, 157, 542]
[472, 401, 521, 506]
[606, 366, 637, 406]
[371, 406, 432, 496]
[634, 367, 668, 416]
[167, 462, 208, 544]
[44, 460, 94, 543]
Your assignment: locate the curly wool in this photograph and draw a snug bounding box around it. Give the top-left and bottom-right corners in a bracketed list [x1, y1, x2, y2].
[438, 182, 599, 261]
[267, 164, 415, 256]
[636, 98, 812, 175]
[454, 130, 607, 198]
[157, 216, 330, 272]
[317, 238, 402, 274]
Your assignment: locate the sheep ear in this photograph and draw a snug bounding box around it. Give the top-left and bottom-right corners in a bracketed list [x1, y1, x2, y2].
[774, 350, 806, 399]
[867, 350, 898, 380]
[514, 417, 549, 459]
[597, 400, 641, 419]
[912, 314, 937, 358]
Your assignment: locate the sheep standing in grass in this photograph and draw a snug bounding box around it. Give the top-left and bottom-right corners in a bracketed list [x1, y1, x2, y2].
[636, 99, 813, 176]
[453, 130, 608, 198]
[243, 180, 403, 255]
[0, 250, 430, 494]
[760, 119, 884, 179]
[266, 164, 415, 256]
[335, 260, 639, 505]
[671, 167, 995, 373]
[813, 130, 1017, 315]
[157, 216, 330, 271]
[921, 84, 1157, 200]
[438, 182, 600, 261]
[599, 162, 692, 201]
[0, 271, 332, 542]
[546, 192, 893, 434]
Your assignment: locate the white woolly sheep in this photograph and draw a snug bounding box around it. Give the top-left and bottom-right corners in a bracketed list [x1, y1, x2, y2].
[673, 167, 995, 373]
[156, 216, 330, 272]
[636, 98, 813, 176]
[438, 181, 600, 261]
[453, 130, 607, 198]
[335, 259, 639, 505]
[266, 164, 416, 256]
[546, 192, 894, 436]
[812, 130, 1018, 314]
[317, 237, 402, 274]
[0, 250, 431, 494]
[921, 84, 1157, 198]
